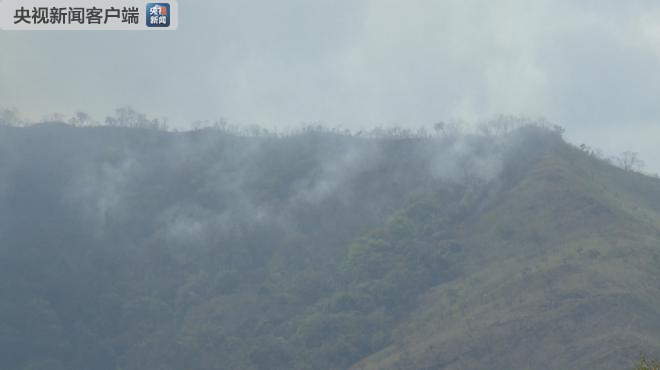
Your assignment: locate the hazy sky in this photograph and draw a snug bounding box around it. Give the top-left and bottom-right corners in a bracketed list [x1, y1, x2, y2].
[1, 0, 660, 172]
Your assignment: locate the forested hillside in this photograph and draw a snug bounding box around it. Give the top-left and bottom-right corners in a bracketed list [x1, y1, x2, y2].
[0, 121, 659, 370]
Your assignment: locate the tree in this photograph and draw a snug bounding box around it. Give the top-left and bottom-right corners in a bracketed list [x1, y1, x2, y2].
[68, 111, 95, 127]
[616, 151, 645, 172]
[433, 121, 446, 135]
[0, 107, 24, 126]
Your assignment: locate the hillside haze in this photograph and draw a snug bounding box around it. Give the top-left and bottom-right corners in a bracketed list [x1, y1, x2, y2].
[1, 122, 659, 370]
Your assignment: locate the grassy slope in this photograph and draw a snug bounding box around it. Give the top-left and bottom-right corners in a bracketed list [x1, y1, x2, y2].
[353, 139, 660, 370]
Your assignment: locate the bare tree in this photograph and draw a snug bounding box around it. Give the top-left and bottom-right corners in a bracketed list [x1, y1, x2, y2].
[0, 107, 24, 126]
[616, 151, 645, 172]
[68, 111, 95, 127]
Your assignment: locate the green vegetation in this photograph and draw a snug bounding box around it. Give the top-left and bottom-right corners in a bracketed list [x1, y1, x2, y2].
[0, 119, 659, 369]
[634, 356, 660, 370]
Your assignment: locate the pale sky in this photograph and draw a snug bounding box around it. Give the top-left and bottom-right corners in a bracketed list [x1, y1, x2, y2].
[1, 0, 660, 173]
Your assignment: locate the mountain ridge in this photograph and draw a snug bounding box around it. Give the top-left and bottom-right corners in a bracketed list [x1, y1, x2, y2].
[0, 122, 659, 370]
[351, 133, 660, 370]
